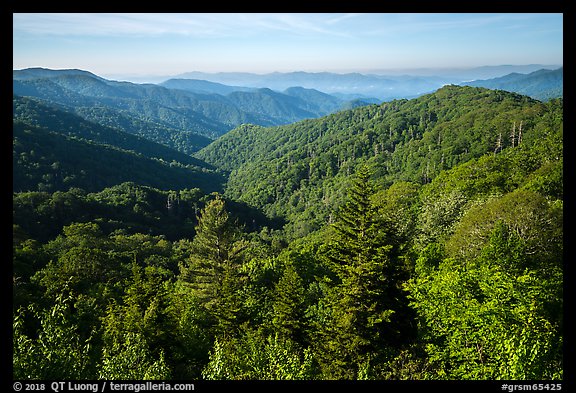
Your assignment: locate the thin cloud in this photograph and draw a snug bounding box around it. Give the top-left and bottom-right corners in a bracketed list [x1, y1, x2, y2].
[13, 13, 237, 37]
[325, 13, 365, 25]
[252, 13, 354, 37]
[13, 13, 357, 39]
[357, 13, 561, 37]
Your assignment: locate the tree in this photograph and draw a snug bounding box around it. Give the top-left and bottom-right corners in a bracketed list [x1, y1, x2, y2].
[13, 290, 96, 379]
[407, 220, 562, 379]
[373, 181, 420, 251]
[179, 194, 248, 337]
[202, 329, 316, 380]
[445, 189, 563, 268]
[315, 166, 414, 378]
[271, 263, 306, 342]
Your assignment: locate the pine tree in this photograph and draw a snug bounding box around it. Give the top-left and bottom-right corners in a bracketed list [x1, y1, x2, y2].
[317, 166, 413, 378]
[271, 263, 306, 342]
[180, 194, 247, 337]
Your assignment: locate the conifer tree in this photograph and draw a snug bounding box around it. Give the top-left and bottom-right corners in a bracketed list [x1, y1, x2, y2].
[317, 166, 413, 378]
[271, 263, 306, 342]
[180, 194, 247, 337]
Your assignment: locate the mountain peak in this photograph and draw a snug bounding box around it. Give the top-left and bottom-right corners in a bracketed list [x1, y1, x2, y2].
[13, 67, 105, 81]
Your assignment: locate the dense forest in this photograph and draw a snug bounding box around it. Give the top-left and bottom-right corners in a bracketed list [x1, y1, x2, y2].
[13, 83, 563, 381]
[13, 96, 224, 193]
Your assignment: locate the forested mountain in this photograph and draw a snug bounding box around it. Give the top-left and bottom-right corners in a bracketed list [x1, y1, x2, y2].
[196, 85, 561, 236]
[13, 70, 236, 141]
[283, 86, 365, 113]
[159, 78, 373, 123]
[13, 95, 211, 168]
[12, 67, 107, 81]
[163, 78, 375, 110]
[462, 67, 563, 101]
[13, 96, 225, 193]
[13, 80, 563, 381]
[70, 105, 213, 155]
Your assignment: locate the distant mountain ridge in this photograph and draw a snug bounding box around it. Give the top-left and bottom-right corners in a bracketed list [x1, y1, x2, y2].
[169, 64, 561, 100]
[462, 67, 563, 101]
[159, 79, 372, 121]
[13, 68, 370, 152]
[159, 78, 256, 95]
[172, 70, 449, 100]
[12, 67, 106, 81]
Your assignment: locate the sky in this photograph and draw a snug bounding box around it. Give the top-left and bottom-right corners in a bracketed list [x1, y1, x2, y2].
[13, 13, 563, 80]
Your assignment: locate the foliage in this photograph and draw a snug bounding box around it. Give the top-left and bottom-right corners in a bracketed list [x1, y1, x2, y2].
[99, 332, 171, 380]
[202, 329, 316, 380]
[406, 221, 562, 379]
[99, 262, 175, 380]
[13, 290, 97, 379]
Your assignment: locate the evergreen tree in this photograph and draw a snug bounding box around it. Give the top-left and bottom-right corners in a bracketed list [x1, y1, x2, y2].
[316, 166, 414, 378]
[180, 194, 248, 337]
[271, 263, 306, 342]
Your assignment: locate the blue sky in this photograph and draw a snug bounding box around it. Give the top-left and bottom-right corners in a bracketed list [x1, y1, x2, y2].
[13, 13, 563, 78]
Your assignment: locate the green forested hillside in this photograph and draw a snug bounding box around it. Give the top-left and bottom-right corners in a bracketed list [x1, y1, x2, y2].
[72, 105, 213, 155]
[13, 97, 225, 194]
[13, 95, 213, 166]
[13, 83, 563, 381]
[13, 122, 224, 194]
[197, 85, 561, 236]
